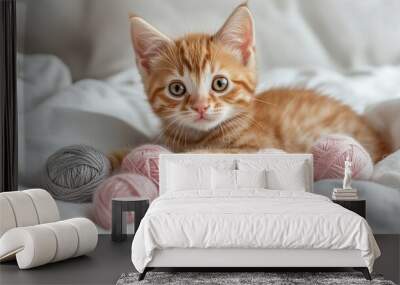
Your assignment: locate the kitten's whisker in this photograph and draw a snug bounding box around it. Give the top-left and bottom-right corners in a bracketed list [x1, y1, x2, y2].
[238, 112, 264, 131]
[219, 123, 229, 145]
[253, 98, 277, 106]
[223, 123, 242, 142]
[178, 121, 187, 150]
[172, 120, 187, 151]
[230, 107, 264, 132]
[222, 117, 245, 140]
[154, 115, 183, 144]
[172, 121, 182, 149]
[236, 114, 256, 129]
[159, 109, 193, 121]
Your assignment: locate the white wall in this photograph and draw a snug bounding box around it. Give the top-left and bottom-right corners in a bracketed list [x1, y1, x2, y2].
[17, 0, 400, 80]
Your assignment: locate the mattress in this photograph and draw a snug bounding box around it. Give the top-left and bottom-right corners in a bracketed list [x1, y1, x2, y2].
[314, 179, 400, 234]
[131, 190, 380, 273]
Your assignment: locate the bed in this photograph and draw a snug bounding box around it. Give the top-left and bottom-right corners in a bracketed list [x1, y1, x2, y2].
[131, 154, 380, 280]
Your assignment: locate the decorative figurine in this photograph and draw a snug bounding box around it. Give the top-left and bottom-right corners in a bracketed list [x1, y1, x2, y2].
[342, 156, 352, 190]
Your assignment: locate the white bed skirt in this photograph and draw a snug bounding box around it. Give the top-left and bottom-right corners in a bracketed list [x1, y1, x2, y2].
[148, 248, 366, 268]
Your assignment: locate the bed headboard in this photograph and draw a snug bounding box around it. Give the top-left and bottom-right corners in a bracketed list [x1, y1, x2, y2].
[159, 154, 313, 194]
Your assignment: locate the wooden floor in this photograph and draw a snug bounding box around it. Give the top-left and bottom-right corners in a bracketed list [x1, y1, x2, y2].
[0, 235, 399, 285]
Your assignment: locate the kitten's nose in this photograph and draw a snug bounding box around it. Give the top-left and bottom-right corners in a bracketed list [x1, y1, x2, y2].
[191, 104, 210, 115]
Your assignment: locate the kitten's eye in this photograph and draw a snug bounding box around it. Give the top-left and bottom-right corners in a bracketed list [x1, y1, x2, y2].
[212, 76, 229, 92]
[168, 81, 186, 97]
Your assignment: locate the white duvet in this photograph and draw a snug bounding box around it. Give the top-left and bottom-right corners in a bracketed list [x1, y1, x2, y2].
[131, 190, 380, 273]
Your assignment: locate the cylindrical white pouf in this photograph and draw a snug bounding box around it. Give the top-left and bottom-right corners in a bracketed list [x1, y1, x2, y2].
[0, 226, 57, 269]
[24, 189, 60, 224]
[0, 218, 98, 269]
[0, 196, 17, 237]
[0, 189, 60, 236]
[64, 218, 98, 257]
[43, 221, 79, 262]
[1, 192, 39, 227]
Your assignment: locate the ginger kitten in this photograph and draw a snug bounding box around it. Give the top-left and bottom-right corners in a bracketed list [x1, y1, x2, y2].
[124, 4, 387, 165]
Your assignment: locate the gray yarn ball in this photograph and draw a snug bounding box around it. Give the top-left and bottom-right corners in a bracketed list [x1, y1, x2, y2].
[45, 145, 112, 202]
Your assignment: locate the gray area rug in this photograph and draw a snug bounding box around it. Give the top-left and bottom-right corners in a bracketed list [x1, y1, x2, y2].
[116, 272, 396, 285]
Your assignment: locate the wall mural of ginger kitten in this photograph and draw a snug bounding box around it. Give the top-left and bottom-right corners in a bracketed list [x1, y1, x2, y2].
[117, 3, 388, 170]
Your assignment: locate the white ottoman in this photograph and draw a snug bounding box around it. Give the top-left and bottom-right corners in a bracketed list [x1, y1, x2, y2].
[0, 218, 98, 269]
[0, 189, 98, 269]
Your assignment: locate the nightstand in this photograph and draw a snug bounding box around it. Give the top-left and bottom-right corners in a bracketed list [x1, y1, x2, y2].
[112, 197, 149, 242]
[332, 199, 366, 218]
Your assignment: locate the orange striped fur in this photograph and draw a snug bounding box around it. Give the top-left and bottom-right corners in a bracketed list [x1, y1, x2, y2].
[125, 4, 388, 164]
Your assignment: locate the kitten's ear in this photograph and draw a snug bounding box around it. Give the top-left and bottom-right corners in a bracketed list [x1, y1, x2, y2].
[130, 15, 172, 73]
[215, 4, 255, 65]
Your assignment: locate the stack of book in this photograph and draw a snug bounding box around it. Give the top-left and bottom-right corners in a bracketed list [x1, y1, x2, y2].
[332, 188, 359, 200]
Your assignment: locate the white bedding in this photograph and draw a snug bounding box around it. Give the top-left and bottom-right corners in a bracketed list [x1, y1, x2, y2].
[131, 190, 380, 273]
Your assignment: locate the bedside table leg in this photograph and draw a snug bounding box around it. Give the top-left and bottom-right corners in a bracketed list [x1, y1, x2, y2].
[112, 200, 127, 242]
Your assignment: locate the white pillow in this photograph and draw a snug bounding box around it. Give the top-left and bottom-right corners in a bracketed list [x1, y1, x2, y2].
[167, 163, 212, 192]
[238, 159, 309, 191]
[211, 169, 268, 191]
[212, 169, 236, 190]
[267, 167, 307, 191]
[236, 170, 268, 189]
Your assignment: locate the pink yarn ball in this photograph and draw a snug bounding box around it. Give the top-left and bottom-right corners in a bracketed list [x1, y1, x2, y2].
[311, 134, 373, 181]
[121, 144, 170, 189]
[92, 173, 158, 229]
